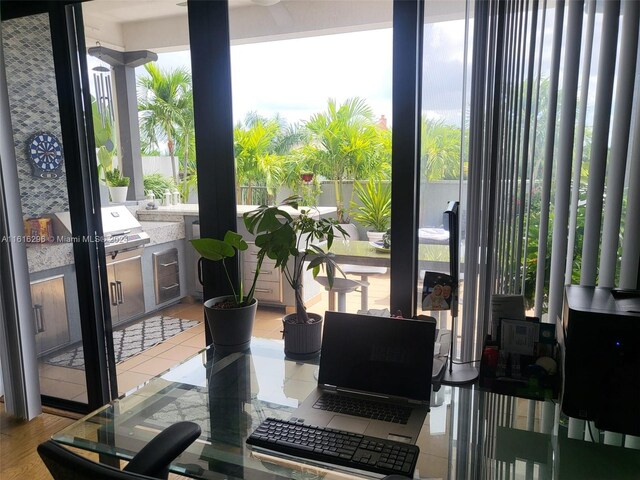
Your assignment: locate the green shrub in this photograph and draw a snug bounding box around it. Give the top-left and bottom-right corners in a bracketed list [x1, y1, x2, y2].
[143, 173, 176, 200]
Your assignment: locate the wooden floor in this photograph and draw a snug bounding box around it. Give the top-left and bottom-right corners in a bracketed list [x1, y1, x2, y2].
[0, 408, 76, 480]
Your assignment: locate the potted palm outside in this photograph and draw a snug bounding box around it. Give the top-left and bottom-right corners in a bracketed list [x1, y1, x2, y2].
[244, 196, 347, 359]
[105, 168, 130, 203]
[191, 231, 263, 353]
[351, 180, 391, 242]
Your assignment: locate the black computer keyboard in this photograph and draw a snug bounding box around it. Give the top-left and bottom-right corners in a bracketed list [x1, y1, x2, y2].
[313, 393, 412, 424]
[246, 417, 419, 477]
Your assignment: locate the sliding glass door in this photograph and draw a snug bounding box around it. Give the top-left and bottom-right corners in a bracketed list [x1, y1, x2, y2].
[1, 2, 113, 413]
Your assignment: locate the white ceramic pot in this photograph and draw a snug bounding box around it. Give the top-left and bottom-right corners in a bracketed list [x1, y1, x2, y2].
[108, 186, 128, 203]
[366, 231, 385, 242]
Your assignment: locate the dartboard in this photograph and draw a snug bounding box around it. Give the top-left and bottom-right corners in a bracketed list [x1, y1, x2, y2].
[28, 132, 64, 178]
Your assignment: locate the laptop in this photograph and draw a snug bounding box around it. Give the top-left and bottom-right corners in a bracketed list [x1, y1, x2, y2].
[293, 311, 437, 444]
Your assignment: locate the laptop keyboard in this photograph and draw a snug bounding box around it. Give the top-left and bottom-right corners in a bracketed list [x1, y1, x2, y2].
[312, 394, 412, 424]
[246, 417, 419, 477]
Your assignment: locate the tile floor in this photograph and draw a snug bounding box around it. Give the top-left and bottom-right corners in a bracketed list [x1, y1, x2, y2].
[38, 272, 394, 402]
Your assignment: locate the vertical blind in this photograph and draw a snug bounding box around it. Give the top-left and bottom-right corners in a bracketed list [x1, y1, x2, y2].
[466, 0, 640, 447]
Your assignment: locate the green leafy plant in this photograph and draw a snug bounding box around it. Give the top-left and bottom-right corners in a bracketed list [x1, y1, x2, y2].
[190, 231, 260, 307]
[104, 168, 130, 187]
[96, 146, 114, 184]
[351, 180, 391, 232]
[143, 173, 176, 200]
[244, 195, 347, 324]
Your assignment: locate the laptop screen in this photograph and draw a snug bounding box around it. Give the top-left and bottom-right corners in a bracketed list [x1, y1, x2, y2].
[318, 312, 436, 401]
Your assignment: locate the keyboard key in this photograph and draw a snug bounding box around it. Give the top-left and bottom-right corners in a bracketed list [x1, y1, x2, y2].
[312, 394, 412, 425]
[246, 418, 419, 477]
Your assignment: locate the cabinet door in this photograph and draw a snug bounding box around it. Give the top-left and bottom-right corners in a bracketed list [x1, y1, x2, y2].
[153, 248, 180, 304]
[30, 275, 70, 355]
[113, 255, 144, 324]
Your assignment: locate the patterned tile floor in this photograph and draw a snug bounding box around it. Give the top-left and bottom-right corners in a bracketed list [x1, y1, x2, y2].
[38, 273, 393, 402]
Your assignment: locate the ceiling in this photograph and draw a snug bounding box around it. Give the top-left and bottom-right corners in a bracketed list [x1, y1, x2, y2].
[83, 0, 257, 23]
[82, 0, 464, 53]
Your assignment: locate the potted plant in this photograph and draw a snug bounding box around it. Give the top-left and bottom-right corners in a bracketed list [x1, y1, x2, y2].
[244, 195, 347, 359]
[191, 231, 264, 353]
[105, 168, 130, 203]
[351, 179, 391, 242]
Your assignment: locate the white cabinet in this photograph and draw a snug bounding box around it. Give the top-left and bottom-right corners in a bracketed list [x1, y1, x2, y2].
[244, 242, 283, 303]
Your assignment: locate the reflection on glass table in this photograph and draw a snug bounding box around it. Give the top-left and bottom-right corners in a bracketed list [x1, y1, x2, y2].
[52, 338, 640, 479]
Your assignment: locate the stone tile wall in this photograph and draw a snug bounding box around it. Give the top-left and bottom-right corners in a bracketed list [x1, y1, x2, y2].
[2, 14, 70, 218]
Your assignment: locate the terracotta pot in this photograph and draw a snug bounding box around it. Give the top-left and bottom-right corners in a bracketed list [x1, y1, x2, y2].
[204, 295, 257, 353]
[282, 312, 323, 360]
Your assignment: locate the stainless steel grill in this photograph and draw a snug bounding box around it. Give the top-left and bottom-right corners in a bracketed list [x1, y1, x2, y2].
[51, 206, 150, 254]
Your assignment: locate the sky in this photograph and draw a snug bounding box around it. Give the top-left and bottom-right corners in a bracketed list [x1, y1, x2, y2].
[120, 22, 470, 128]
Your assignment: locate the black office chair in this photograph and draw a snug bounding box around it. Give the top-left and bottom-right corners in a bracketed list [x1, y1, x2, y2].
[38, 421, 201, 480]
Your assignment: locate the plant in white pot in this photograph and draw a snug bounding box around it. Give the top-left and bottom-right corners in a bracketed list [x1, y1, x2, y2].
[191, 231, 264, 353]
[351, 179, 391, 242]
[105, 168, 130, 204]
[244, 196, 347, 359]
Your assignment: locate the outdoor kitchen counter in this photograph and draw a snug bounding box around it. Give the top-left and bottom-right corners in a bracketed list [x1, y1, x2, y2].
[26, 241, 75, 274]
[136, 203, 338, 222]
[138, 220, 185, 246]
[25, 220, 185, 273]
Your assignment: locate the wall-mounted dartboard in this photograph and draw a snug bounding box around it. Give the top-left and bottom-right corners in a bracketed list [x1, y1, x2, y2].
[27, 132, 64, 178]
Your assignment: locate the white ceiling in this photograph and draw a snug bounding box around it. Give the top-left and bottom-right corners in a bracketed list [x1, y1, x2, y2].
[82, 0, 464, 53]
[83, 0, 257, 23]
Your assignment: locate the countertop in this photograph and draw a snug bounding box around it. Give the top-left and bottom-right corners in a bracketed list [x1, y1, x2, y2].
[27, 219, 185, 274]
[136, 203, 337, 222]
[27, 204, 337, 274]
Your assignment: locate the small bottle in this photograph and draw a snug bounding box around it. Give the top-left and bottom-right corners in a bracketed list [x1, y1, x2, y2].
[163, 189, 171, 206]
[172, 189, 180, 205]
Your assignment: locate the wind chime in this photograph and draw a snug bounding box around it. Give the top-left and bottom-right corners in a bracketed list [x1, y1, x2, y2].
[92, 46, 114, 128]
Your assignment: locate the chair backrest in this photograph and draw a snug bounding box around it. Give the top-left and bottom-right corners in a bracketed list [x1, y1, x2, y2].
[38, 421, 201, 480]
[37, 441, 157, 480]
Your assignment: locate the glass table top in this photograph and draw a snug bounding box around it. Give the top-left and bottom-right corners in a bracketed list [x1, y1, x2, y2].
[53, 338, 640, 479]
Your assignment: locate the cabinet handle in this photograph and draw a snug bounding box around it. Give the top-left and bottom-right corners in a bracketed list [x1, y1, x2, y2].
[116, 281, 124, 304]
[255, 288, 272, 293]
[33, 304, 45, 333]
[160, 261, 178, 267]
[110, 282, 118, 306]
[253, 270, 272, 275]
[161, 283, 179, 290]
[197, 257, 204, 286]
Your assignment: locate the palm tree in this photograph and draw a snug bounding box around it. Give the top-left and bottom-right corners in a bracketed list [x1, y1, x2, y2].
[234, 113, 303, 204]
[137, 63, 193, 183]
[302, 97, 386, 223]
[420, 118, 462, 181]
[174, 89, 195, 201]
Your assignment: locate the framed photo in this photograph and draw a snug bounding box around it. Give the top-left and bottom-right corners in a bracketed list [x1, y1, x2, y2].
[422, 272, 456, 311]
